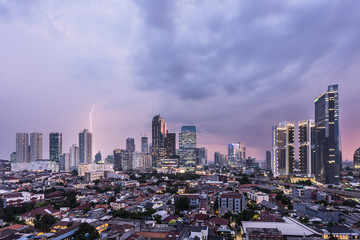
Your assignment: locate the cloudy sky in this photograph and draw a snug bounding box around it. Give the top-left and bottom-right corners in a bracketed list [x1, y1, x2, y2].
[0, 0, 360, 161]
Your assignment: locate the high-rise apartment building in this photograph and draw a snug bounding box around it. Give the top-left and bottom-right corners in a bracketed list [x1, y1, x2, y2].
[121, 150, 132, 171]
[152, 115, 167, 167]
[126, 138, 135, 152]
[79, 129, 92, 164]
[141, 137, 148, 153]
[16, 133, 29, 163]
[314, 84, 341, 184]
[165, 132, 176, 157]
[354, 148, 360, 170]
[271, 121, 294, 176]
[30, 132, 42, 161]
[299, 120, 315, 177]
[113, 149, 122, 171]
[179, 126, 197, 172]
[49, 132, 62, 162]
[69, 144, 79, 168]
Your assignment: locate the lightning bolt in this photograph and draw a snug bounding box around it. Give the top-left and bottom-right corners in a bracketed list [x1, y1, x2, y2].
[90, 105, 95, 132]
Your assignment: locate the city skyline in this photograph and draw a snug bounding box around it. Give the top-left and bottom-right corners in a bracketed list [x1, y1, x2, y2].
[0, 1, 360, 161]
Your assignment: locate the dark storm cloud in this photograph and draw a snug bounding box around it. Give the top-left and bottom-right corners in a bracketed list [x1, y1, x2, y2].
[133, 0, 360, 101]
[0, 0, 359, 160]
[132, 0, 360, 158]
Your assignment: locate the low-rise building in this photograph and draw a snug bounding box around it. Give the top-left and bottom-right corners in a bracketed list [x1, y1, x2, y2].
[219, 192, 246, 213]
[247, 191, 269, 204]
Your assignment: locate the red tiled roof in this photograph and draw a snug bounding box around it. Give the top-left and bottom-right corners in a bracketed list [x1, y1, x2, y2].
[0, 224, 26, 230]
[209, 217, 229, 226]
[220, 192, 244, 199]
[194, 214, 209, 221]
[20, 207, 59, 218]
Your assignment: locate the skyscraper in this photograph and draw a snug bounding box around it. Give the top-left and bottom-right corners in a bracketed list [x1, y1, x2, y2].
[354, 148, 360, 170]
[60, 153, 70, 172]
[79, 129, 92, 164]
[69, 144, 79, 168]
[198, 147, 207, 166]
[214, 152, 221, 165]
[30, 132, 42, 161]
[152, 115, 167, 167]
[179, 126, 197, 172]
[49, 132, 62, 162]
[165, 132, 176, 157]
[228, 142, 246, 166]
[266, 150, 271, 171]
[113, 149, 122, 171]
[228, 143, 237, 165]
[314, 84, 341, 184]
[141, 137, 148, 153]
[16, 133, 29, 163]
[95, 151, 102, 163]
[271, 121, 294, 176]
[299, 120, 315, 177]
[126, 138, 135, 152]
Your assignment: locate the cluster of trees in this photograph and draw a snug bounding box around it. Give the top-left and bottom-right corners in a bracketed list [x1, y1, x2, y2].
[295, 180, 312, 186]
[275, 192, 292, 205]
[0, 201, 49, 223]
[175, 197, 189, 211]
[223, 209, 255, 224]
[34, 214, 57, 232]
[235, 176, 251, 185]
[112, 208, 156, 220]
[73, 223, 99, 240]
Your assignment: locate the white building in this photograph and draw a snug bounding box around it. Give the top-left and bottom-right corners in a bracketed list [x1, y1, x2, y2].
[133, 152, 152, 172]
[241, 217, 322, 239]
[78, 163, 113, 176]
[247, 191, 269, 204]
[272, 121, 295, 176]
[11, 160, 59, 172]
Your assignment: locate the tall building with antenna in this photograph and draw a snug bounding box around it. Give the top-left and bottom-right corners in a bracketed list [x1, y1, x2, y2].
[141, 136, 148, 153]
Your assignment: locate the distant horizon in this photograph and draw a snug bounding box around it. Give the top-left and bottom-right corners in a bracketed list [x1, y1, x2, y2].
[0, 1, 359, 162]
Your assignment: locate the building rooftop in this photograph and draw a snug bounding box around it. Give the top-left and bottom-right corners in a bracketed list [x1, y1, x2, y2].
[242, 217, 321, 237]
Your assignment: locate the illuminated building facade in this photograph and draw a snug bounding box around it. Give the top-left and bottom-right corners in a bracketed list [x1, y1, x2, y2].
[299, 120, 315, 177]
[354, 148, 360, 170]
[314, 84, 341, 184]
[179, 126, 197, 172]
[271, 121, 294, 176]
[165, 132, 176, 157]
[152, 115, 167, 167]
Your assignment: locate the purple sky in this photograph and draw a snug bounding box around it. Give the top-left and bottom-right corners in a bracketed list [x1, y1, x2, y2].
[0, 0, 360, 162]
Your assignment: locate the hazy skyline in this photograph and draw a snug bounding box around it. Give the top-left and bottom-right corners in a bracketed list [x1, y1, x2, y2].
[0, 1, 360, 161]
